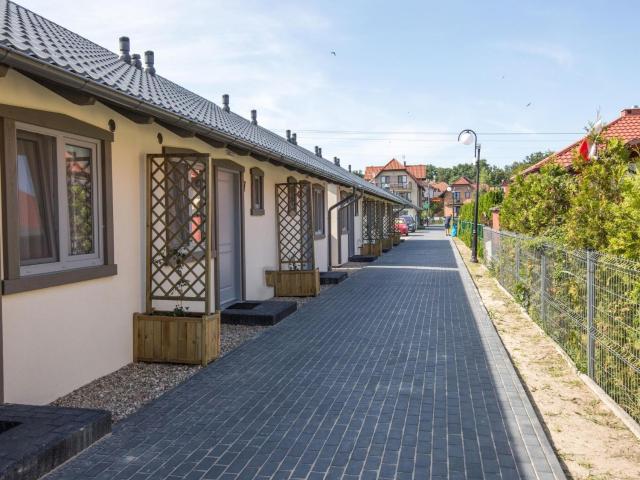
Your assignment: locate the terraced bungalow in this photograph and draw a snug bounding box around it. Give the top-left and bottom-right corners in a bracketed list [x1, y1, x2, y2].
[0, 0, 409, 405]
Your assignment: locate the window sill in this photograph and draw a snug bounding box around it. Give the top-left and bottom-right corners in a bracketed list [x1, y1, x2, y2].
[3, 264, 118, 295]
[314, 233, 326, 240]
[250, 208, 265, 216]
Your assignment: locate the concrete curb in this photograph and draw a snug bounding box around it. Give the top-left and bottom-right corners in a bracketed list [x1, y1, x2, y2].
[450, 237, 567, 480]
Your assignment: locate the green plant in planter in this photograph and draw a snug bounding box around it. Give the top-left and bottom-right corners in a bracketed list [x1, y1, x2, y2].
[170, 247, 190, 316]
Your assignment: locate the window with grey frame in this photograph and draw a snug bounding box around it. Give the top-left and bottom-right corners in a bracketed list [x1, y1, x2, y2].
[312, 185, 325, 238]
[15, 122, 103, 276]
[250, 167, 264, 215]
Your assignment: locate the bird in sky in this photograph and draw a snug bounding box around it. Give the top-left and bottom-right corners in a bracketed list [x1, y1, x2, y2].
[331, 51, 336, 56]
[525, 102, 532, 107]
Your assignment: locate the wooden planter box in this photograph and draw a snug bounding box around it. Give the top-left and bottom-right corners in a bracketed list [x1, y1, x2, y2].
[361, 241, 382, 257]
[393, 233, 401, 246]
[382, 237, 393, 251]
[133, 312, 220, 366]
[267, 269, 320, 297]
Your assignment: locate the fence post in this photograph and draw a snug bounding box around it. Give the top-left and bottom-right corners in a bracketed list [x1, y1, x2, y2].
[586, 250, 596, 379]
[515, 237, 521, 283]
[540, 247, 546, 326]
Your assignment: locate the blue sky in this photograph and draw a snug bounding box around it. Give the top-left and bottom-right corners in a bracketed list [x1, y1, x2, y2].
[20, 0, 640, 170]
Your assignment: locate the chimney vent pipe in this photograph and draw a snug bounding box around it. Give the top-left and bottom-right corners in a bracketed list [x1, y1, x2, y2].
[251, 109, 257, 125]
[132, 53, 142, 69]
[286, 129, 291, 141]
[144, 50, 155, 75]
[119, 36, 131, 64]
[348, 164, 352, 172]
[333, 156, 340, 166]
[222, 94, 230, 112]
[291, 133, 297, 145]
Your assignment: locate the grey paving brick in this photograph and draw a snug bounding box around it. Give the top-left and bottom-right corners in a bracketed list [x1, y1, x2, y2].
[45, 231, 565, 479]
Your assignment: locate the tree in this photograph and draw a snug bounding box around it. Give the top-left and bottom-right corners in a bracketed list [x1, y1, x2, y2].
[503, 150, 554, 177]
[608, 173, 640, 260]
[500, 163, 574, 237]
[459, 190, 504, 225]
[564, 137, 631, 252]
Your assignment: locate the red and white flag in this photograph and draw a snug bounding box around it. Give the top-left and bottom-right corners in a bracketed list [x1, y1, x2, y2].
[578, 138, 590, 161]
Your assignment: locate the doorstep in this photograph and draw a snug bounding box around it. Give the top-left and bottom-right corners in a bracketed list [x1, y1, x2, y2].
[221, 300, 297, 326]
[319, 271, 348, 285]
[348, 255, 377, 262]
[0, 404, 111, 480]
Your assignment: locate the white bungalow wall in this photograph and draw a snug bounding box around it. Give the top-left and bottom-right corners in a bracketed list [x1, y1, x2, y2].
[0, 68, 342, 403]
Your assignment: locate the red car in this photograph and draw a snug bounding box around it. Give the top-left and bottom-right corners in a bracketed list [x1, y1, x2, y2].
[394, 218, 409, 236]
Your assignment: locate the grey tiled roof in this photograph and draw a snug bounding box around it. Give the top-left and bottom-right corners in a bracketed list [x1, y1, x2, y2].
[0, 0, 408, 204]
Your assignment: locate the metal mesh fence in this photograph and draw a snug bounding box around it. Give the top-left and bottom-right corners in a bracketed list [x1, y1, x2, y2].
[482, 227, 640, 424]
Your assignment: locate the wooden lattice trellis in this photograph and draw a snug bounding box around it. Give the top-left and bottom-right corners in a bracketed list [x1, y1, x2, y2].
[382, 202, 393, 239]
[146, 153, 211, 313]
[362, 199, 383, 245]
[276, 182, 315, 271]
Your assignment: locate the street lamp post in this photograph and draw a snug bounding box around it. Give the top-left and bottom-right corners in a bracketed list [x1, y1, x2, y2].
[458, 129, 481, 263]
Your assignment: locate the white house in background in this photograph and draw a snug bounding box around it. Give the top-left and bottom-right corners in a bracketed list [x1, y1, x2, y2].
[364, 158, 425, 218]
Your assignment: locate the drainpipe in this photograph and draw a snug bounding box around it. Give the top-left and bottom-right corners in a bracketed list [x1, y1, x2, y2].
[328, 188, 363, 271]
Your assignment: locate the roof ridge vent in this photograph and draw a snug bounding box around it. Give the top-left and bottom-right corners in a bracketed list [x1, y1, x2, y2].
[131, 53, 142, 69]
[144, 50, 155, 75]
[119, 36, 131, 64]
[222, 94, 230, 112]
[251, 109, 257, 125]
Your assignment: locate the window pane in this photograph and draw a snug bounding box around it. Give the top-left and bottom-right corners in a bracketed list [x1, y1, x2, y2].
[17, 131, 59, 265]
[253, 175, 262, 209]
[65, 144, 95, 255]
[189, 166, 205, 245]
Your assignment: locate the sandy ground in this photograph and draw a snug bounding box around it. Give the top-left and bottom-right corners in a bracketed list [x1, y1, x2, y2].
[453, 238, 640, 480]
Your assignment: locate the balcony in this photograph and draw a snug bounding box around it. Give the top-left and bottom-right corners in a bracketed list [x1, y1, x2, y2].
[377, 182, 412, 191]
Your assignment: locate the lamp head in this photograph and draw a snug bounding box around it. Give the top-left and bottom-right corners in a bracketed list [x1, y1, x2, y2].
[459, 131, 474, 145]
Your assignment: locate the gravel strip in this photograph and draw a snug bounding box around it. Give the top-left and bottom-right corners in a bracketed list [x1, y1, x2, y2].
[52, 323, 268, 423]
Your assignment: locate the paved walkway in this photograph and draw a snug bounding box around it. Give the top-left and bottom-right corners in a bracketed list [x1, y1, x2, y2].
[48, 230, 565, 480]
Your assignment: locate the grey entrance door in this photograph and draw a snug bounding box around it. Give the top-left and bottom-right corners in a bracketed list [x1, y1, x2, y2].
[217, 168, 242, 307]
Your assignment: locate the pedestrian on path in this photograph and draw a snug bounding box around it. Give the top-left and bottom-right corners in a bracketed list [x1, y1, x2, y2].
[444, 215, 451, 236]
